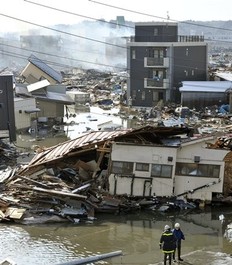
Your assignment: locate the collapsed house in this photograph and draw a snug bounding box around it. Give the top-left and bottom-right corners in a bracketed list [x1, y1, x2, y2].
[1, 125, 232, 224]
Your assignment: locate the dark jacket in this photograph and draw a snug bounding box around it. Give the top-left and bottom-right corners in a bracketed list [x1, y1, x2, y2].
[159, 229, 176, 253]
[172, 228, 185, 245]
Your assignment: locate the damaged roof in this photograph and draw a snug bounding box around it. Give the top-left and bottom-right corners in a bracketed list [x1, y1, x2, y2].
[20, 126, 190, 173]
[28, 54, 63, 83]
[36, 91, 74, 104]
[15, 84, 74, 105]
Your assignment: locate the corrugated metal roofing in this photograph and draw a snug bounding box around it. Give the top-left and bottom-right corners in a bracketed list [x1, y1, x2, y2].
[28, 54, 63, 83]
[25, 126, 190, 171]
[28, 129, 131, 167]
[179, 81, 232, 92]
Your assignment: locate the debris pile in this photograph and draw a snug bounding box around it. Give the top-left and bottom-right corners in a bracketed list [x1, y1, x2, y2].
[0, 140, 19, 169]
[0, 166, 196, 225]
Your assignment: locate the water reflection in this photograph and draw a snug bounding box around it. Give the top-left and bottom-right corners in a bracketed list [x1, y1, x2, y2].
[0, 208, 231, 265]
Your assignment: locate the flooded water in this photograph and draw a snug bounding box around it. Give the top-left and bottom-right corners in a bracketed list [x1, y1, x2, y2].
[16, 106, 130, 153]
[10, 107, 232, 264]
[0, 208, 232, 265]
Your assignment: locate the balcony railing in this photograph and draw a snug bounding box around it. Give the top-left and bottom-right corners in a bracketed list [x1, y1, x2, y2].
[129, 35, 204, 43]
[144, 57, 169, 67]
[178, 35, 204, 42]
[144, 78, 169, 89]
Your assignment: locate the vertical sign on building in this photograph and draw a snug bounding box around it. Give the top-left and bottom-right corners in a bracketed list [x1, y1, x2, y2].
[0, 74, 16, 142]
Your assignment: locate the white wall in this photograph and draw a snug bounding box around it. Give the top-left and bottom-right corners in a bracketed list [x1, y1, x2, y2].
[175, 139, 229, 201]
[14, 97, 37, 130]
[109, 143, 177, 197]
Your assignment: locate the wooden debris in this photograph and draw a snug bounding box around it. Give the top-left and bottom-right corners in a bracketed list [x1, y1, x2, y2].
[16, 174, 49, 189]
[33, 187, 87, 199]
[4, 207, 26, 219]
[72, 183, 91, 194]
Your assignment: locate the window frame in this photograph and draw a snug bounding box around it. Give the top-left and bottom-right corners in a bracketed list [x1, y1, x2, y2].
[175, 162, 220, 178]
[135, 162, 149, 172]
[111, 161, 134, 175]
[151, 164, 173, 178]
[141, 91, 145, 100]
[132, 49, 136, 59]
[154, 28, 158, 36]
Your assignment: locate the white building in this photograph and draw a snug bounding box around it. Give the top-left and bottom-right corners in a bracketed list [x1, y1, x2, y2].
[109, 135, 229, 202]
[14, 97, 39, 130]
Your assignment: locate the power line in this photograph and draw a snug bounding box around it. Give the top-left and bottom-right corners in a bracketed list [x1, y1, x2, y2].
[0, 13, 126, 50]
[89, 0, 232, 32]
[0, 3, 231, 59]
[24, 0, 232, 42]
[0, 42, 128, 70]
[0, 41, 209, 72]
[24, 0, 134, 30]
[0, 50, 126, 73]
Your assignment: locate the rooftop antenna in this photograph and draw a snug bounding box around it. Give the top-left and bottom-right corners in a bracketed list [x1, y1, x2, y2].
[167, 11, 170, 21]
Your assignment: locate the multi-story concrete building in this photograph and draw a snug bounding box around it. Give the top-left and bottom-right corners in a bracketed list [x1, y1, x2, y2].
[127, 22, 208, 107]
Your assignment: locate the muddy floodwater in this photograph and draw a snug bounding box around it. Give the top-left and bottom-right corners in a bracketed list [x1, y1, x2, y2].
[0, 207, 231, 265]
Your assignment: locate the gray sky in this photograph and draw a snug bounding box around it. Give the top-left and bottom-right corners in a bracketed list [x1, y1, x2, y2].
[0, 0, 231, 33]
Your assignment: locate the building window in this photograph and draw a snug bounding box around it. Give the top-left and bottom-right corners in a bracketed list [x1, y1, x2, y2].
[136, 163, 149, 171]
[132, 49, 136, 59]
[175, 163, 220, 178]
[132, 90, 136, 100]
[152, 91, 164, 102]
[154, 28, 158, 36]
[153, 91, 158, 101]
[159, 92, 164, 100]
[141, 91, 145, 100]
[151, 164, 172, 178]
[153, 49, 164, 58]
[111, 161, 134, 174]
[152, 70, 164, 80]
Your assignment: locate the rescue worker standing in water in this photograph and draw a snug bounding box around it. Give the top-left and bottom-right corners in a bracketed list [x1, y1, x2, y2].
[159, 225, 176, 265]
[172, 222, 185, 262]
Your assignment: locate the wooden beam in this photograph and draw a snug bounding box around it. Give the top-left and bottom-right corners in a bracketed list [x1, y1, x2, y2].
[33, 187, 87, 199]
